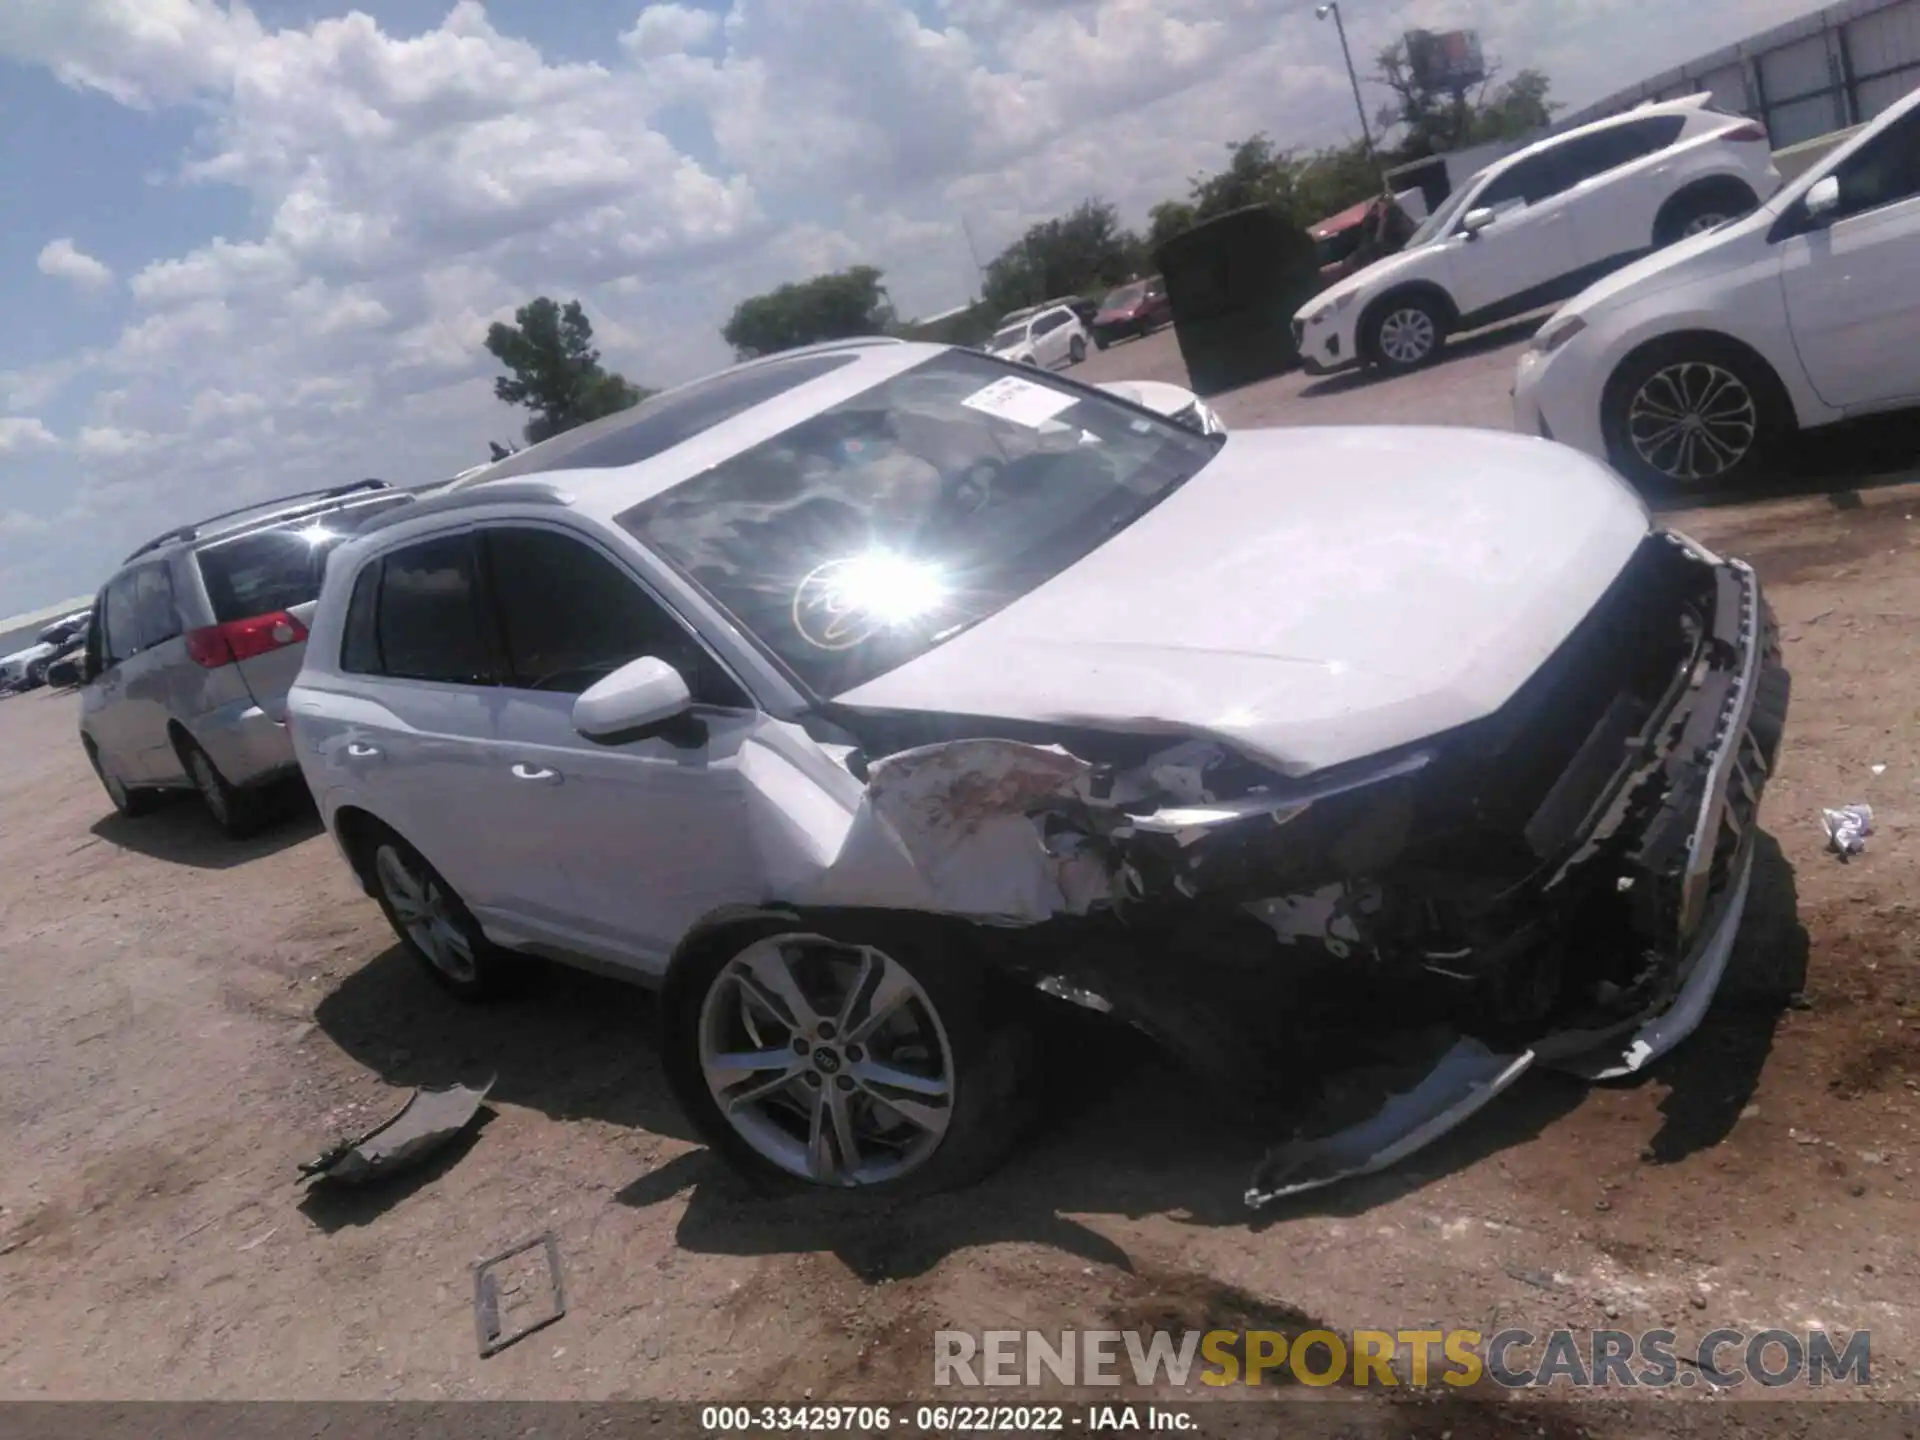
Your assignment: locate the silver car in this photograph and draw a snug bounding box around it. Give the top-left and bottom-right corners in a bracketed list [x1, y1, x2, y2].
[74, 481, 413, 835]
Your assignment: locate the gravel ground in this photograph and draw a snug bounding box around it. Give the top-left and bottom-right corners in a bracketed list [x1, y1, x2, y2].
[4, 330, 1919, 1426]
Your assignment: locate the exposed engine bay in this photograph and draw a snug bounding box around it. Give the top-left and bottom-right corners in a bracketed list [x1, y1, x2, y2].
[792, 530, 1790, 1204]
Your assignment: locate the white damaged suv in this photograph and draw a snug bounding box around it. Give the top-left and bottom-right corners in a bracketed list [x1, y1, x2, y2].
[1294, 95, 1782, 375]
[289, 338, 1788, 1203]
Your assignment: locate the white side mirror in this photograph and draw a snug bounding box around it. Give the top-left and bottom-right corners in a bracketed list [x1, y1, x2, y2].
[1461, 207, 1497, 237]
[572, 656, 692, 741]
[1805, 175, 1841, 222]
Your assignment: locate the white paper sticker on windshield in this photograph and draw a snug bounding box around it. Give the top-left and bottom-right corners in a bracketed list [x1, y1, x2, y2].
[961, 376, 1078, 428]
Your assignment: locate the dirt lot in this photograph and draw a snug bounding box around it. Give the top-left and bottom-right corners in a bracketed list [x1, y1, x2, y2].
[5, 333, 1920, 1419]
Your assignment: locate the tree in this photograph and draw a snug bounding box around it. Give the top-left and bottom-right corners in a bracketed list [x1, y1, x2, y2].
[1373, 40, 1559, 157]
[485, 297, 650, 445]
[1145, 198, 1198, 254]
[1187, 135, 1301, 223]
[981, 200, 1145, 320]
[722, 266, 894, 360]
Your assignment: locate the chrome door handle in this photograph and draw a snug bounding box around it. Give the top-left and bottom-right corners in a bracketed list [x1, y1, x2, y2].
[346, 742, 382, 759]
[510, 763, 560, 783]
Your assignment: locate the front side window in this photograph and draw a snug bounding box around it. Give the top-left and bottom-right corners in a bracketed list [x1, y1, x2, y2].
[616, 350, 1220, 697]
[1472, 144, 1582, 215]
[1826, 110, 1920, 220]
[480, 527, 747, 703]
[369, 533, 496, 685]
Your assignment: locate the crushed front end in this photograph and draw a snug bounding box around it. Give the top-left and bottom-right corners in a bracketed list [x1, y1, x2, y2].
[813, 530, 1788, 1202]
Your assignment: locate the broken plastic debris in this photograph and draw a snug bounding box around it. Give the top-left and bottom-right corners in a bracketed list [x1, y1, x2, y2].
[1822, 804, 1873, 857]
[298, 1076, 495, 1185]
[1245, 1038, 1533, 1207]
[1871, 764, 1887, 776]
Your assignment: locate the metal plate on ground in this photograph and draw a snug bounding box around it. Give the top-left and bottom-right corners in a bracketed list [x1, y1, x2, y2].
[473, 1230, 566, 1358]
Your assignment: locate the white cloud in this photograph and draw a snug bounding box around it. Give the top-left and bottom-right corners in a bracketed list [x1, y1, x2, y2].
[36, 237, 115, 292]
[76, 424, 156, 459]
[0, 0, 263, 106]
[620, 3, 720, 59]
[0, 417, 60, 453]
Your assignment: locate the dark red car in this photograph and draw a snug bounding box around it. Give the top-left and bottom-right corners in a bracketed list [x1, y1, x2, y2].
[1091, 276, 1172, 349]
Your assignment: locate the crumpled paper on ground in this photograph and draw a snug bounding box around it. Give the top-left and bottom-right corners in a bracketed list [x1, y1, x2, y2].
[1822, 803, 1873, 858]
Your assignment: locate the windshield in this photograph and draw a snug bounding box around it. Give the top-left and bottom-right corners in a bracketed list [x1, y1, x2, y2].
[1405, 175, 1485, 247]
[1100, 284, 1145, 310]
[988, 325, 1026, 350]
[616, 351, 1221, 697]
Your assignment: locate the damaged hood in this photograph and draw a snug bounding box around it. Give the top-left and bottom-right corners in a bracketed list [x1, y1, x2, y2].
[838, 426, 1651, 774]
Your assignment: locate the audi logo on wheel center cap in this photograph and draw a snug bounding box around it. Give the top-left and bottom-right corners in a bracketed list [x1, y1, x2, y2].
[813, 1048, 842, 1074]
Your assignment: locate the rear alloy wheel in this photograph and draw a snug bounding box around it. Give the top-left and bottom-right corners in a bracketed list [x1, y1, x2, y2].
[1368, 297, 1445, 373]
[1655, 188, 1754, 247]
[370, 835, 521, 1000]
[87, 740, 156, 819]
[1605, 343, 1781, 491]
[181, 738, 267, 839]
[1069, 335, 1086, 365]
[663, 920, 1034, 1197]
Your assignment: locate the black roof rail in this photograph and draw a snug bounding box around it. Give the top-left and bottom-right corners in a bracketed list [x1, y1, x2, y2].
[121, 480, 391, 563]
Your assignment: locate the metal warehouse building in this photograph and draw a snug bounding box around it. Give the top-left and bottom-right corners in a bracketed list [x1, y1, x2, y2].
[1565, 0, 1920, 145]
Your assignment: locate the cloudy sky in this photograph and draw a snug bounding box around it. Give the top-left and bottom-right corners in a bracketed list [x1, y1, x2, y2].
[0, 0, 1812, 613]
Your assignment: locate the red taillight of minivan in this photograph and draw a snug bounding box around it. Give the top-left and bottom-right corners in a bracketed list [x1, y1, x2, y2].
[1725, 121, 1769, 142]
[184, 611, 308, 668]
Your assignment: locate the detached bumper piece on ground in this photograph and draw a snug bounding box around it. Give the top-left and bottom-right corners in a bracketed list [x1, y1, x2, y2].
[684, 532, 1787, 1203]
[298, 1076, 494, 1186]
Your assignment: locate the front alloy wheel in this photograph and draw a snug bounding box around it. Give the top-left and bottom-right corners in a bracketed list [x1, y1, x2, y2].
[1625, 361, 1758, 486]
[699, 935, 956, 1187]
[664, 918, 1035, 1197]
[1370, 299, 1443, 372]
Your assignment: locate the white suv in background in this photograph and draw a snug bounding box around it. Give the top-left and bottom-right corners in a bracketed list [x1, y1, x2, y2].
[1295, 96, 1783, 375]
[1515, 82, 1920, 490]
[985, 303, 1089, 369]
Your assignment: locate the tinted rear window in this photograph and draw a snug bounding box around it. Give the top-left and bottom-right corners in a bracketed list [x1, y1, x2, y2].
[470, 353, 861, 482]
[195, 496, 410, 622]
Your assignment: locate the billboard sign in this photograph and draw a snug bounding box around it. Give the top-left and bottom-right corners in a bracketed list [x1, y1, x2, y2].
[1405, 28, 1487, 92]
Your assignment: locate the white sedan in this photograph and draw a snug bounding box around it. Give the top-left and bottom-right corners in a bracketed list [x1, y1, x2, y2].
[1515, 83, 1920, 489]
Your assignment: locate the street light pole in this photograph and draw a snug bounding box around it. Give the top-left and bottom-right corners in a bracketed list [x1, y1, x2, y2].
[1315, 1, 1377, 169]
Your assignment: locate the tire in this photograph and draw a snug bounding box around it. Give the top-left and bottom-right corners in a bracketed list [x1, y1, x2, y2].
[23, 660, 49, 690]
[1655, 184, 1756, 248]
[362, 825, 525, 1001]
[1069, 336, 1086, 365]
[85, 738, 158, 819]
[1094, 333, 1110, 351]
[1365, 294, 1447, 373]
[1602, 338, 1785, 492]
[661, 913, 1036, 1198]
[178, 735, 269, 839]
